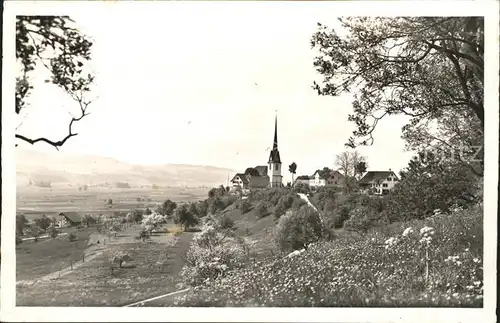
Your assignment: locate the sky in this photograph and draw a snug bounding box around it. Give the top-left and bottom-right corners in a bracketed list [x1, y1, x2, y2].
[16, 2, 415, 184]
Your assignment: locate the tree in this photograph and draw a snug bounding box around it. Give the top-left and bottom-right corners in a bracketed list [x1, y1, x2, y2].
[16, 214, 28, 235]
[133, 209, 143, 223]
[144, 207, 153, 215]
[106, 199, 113, 206]
[244, 167, 260, 176]
[335, 150, 367, 192]
[317, 167, 333, 179]
[288, 162, 297, 183]
[312, 17, 484, 176]
[82, 214, 95, 227]
[160, 199, 177, 216]
[35, 215, 52, 232]
[354, 161, 367, 180]
[16, 16, 95, 149]
[48, 225, 59, 238]
[25, 224, 43, 242]
[173, 204, 199, 230]
[110, 252, 132, 272]
[387, 151, 480, 221]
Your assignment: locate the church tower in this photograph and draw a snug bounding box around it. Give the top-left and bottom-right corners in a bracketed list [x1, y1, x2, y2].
[268, 115, 283, 188]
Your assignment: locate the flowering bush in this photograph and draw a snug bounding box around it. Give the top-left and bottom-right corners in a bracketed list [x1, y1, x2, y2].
[174, 204, 483, 307]
[180, 225, 250, 286]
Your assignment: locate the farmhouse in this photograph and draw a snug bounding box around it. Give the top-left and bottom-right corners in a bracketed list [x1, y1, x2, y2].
[358, 170, 399, 195]
[57, 212, 83, 228]
[293, 169, 345, 188]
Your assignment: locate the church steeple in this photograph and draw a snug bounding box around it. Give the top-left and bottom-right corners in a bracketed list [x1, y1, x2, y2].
[268, 114, 281, 164]
[273, 115, 278, 150]
[268, 113, 283, 188]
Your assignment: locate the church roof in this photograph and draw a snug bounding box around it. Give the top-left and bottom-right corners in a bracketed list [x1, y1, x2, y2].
[254, 166, 268, 176]
[269, 150, 281, 164]
[268, 115, 282, 164]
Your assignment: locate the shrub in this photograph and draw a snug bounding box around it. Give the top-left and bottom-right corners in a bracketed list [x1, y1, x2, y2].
[238, 199, 251, 213]
[180, 225, 249, 286]
[68, 232, 78, 242]
[273, 206, 323, 252]
[291, 197, 306, 210]
[219, 215, 235, 231]
[48, 226, 59, 239]
[254, 201, 271, 218]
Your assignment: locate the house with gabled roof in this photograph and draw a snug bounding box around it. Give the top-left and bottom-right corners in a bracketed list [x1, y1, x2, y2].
[358, 170, 399, 195]
[293, 169, 345, 188]
[57, 211, 83, 228]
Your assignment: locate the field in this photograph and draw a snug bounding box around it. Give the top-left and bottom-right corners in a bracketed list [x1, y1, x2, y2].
[16, 223, 195, 306]
[17, 186, 209, 221]
[15, 185, 212, 306]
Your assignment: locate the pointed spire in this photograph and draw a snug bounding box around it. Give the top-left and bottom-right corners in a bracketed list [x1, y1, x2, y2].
[269, 112, 281, 164]
[273, 114, 278, 150]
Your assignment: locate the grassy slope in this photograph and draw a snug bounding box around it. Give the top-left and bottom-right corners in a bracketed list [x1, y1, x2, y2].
[16, 227, 94, 281]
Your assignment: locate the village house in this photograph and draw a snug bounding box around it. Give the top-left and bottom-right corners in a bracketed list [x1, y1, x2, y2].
[358, 170, 399, 195]
[57, 212, 83, 228]
[293, 169, 345, 188]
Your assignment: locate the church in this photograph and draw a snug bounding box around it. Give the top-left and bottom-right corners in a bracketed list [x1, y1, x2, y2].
[230, 115, 283, 189]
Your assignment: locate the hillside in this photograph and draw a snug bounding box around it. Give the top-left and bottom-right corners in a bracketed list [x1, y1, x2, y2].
[16, 149, 236, 188]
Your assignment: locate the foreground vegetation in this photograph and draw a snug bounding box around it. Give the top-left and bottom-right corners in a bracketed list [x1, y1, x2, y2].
[173, 204, 483, 307]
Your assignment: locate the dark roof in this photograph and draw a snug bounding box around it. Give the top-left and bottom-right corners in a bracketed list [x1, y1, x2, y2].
[231, 173, 249, 184]
[311, 169, 345, 180]
[359, 171, 398, 184]
[295, 175, 312, 180]
[268, 116, 282, 164]
[59, 212, 82, 223]
[268, 150, 281, 164]
[254, 166, 268, 176]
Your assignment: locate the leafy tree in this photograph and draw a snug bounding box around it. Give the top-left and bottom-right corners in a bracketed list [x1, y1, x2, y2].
[354, 161, 367, 179]
[173, 204, 199, 230]
[16, 16, 95, 149]
[16, 214, 28, 235]
[106, 199, 113, 206]
[160, 199, 177, 216]
[312, 17, 483, 176]
[133, 209, 143, 223]
[244, 167, 260, 176]
[288, 162, 297, 183]
[35, 215, 52, 232]
[144, 207, 153, 216]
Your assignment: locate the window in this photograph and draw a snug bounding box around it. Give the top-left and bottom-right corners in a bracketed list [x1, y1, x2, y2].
[275, 164, 278, 171]
[387, 177, 392, 181]
[269, 165, 271, 170]
[382, 183, 388, 187]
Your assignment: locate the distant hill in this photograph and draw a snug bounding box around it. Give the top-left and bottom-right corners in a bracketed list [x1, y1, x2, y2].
[16, 149, 236, 188]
